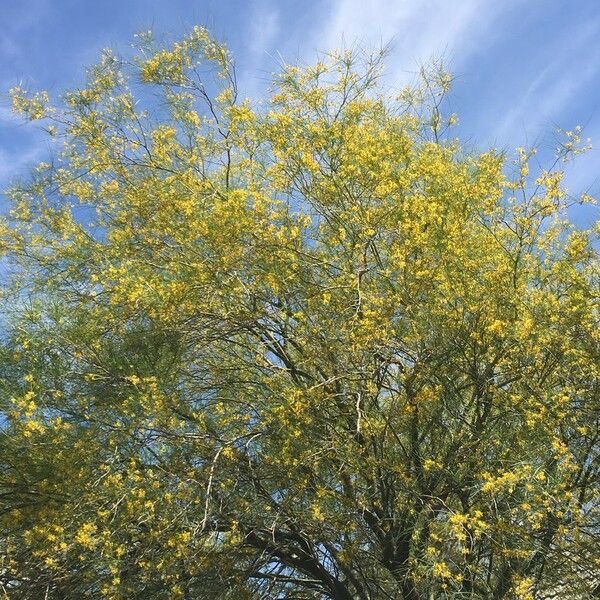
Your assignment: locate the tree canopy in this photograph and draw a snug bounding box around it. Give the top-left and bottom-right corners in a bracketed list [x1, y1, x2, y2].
[1, 27, 599, 600]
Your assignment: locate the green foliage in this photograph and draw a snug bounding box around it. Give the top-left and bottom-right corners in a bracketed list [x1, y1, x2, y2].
[1, 28, 599, 599]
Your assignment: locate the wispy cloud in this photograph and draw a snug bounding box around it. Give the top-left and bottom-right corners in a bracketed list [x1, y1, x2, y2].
[308, 0, 527, 85]
[237, 1, 281, 100]
[247, 3, 279, 59]
[491, 17, 600, 145]
[0, 0, 51, 72]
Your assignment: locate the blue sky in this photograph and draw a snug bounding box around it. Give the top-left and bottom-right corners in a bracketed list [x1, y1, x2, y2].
[1, 0, 599, 226]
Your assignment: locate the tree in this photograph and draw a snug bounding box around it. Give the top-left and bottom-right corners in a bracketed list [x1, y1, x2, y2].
[1, 27, 598, 600]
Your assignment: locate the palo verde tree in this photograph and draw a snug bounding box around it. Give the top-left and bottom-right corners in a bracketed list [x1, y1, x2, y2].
[1, 28, 599, 599]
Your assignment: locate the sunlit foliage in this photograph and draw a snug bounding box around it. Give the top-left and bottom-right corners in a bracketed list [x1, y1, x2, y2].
[1, 28, 598, 599]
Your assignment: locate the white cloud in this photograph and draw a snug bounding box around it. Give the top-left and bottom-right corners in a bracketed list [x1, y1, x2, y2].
[247, 4, 280, 59]
[237, 1, 281, 100]
[0, 0, 51, 67]
[308, 0, 527, 85]
[491, 17, 600, 145]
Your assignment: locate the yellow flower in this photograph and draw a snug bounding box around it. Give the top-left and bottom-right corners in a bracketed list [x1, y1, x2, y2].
[432, 561, 452, 578]
[74, 522, 98, 549]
